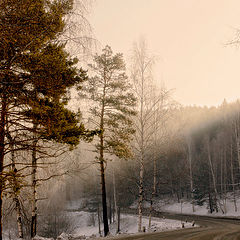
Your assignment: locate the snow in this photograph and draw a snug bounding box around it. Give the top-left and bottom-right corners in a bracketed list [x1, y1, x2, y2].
[30, 195, 240, 240]
[55, 211, 195, 239]
[153, 197, 240, 218]
[112, 214, 193, 234]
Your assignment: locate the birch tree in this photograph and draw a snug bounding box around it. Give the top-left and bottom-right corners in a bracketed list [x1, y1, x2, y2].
[130, 39, 171, 231]
[186, 136, 195, 212]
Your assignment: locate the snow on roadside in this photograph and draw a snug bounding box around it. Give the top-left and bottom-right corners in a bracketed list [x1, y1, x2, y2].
[62, 211, 195, 239]
[114, 214, 193, 234]
[153, 198, 240, 218]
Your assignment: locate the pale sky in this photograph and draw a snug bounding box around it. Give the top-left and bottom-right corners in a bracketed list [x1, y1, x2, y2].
[89, 0, 240, 106]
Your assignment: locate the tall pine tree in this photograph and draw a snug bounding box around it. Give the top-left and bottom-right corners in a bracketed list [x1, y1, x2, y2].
[0, 0, 90, 238]
[82, 46, 136, 236]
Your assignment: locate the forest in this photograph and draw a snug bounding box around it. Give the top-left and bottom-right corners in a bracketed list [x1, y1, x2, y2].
[1, 0, 240, 240]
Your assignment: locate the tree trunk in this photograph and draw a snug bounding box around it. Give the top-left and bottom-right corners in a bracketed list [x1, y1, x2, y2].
[100, 158, 109, 236]
[223, 146, 227, 214]
[31, 123, 38, 238]
[98, 75, 109, 237]
[7, 133, 23, 238]
[148, 199, 153, 230]
[137, 64, 145, 233]
[230, 140, 237, 212]
[97, 204, 101, 236]
[15, 196, 23, 238]
[0, 94, 7, 240]
[149, 128, 157, 229]
[117, 207, 120, 233]
[208, 192, 213, 213]
[113, 166, 118, 230]
[138, 154, 144, 232]
[187, 138, 195, 212]
[112, 202, 115, 223]
[148, 163, 155, 230]
[206, 137, 224, 214]
[10, 139, 23, 238]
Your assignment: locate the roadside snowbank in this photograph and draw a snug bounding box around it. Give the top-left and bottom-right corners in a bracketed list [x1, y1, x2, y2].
[154, 198, 240, 218]
[58, 211, 195, 239]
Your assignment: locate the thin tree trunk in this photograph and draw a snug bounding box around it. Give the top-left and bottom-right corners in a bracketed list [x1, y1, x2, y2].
[112, 201, 115, 223]
[220, 150, 223, 199]
[148, 200, 152, 230]
[208, 192, 213, 213]
[138, 71, 144, 233]
[0, 94, 7, 240]
[7, 132, 23, 238]
[207, 137, 224, 213]
[15, 197, 23, 238]
[148, 156, 156, 229]
[113, 166, 119, 232]
[187, 139, 194, 212]
[138, 153, 144, 232]
[149, 118, 157, 229]
[31, 123, 38, 238]
[223, 146, 227, 214]
[97, 204, 101, 236]
[230, 140, 237, 212]
[117, 207, 120, 233]
[170, 176, 174, 198]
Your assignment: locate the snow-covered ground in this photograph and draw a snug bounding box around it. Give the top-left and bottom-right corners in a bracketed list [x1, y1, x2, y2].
[154, 197, 240, 218]
[58, 211, 194, 239]
[28, 194, 240, 240]
[8, 195, 240, 240]
[30, 210, 194, 240]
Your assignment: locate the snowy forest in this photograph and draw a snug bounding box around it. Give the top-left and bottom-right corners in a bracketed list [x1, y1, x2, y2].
[2, 0, 240, 240]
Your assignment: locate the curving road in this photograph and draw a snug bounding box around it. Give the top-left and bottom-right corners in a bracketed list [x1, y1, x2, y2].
[109, 212, 240, 240]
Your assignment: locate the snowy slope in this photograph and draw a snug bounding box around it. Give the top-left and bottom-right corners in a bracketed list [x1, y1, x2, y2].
[58, 211, 195, 239]
[154, 197, 240, 218]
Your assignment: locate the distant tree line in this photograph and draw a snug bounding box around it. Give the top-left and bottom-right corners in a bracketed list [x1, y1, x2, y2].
[99, 100, 240, 219]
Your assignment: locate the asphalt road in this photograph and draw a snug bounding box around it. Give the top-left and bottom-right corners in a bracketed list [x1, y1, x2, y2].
[109, 212, 240, 240]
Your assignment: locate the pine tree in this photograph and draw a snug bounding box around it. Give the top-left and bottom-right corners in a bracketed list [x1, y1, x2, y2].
[0, 0, 90, 238]
[82, 45, 136, 236]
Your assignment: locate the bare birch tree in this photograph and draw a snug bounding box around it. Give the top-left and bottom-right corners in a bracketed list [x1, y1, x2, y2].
[130, 39, 171, 231]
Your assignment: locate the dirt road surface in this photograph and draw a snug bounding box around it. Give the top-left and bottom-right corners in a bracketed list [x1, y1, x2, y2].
[108, 212, 240, 240]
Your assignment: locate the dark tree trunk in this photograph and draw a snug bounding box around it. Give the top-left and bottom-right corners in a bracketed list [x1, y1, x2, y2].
[117, 207, 120, 233]
[208, 192, 213, 213]
[0, 94, 7, 240]
[100, 159, 109, 236]
[97, 204, 101, 236]
[99, 79, 109, 237]
[31, 124, 38, 238]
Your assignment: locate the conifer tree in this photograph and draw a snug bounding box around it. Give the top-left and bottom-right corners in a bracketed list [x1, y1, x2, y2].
[82, 45, 136, 236]
[0, 0, 91, 238]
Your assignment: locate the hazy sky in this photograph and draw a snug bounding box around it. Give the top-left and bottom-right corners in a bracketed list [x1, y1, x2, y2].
[89, 0, 240, 106]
